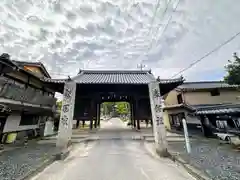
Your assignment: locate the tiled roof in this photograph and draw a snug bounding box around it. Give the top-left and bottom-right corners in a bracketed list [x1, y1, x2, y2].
[193, 104, 240, 115]
[163, 103, 194, 111]
[177, 81, 239, 91]
[158, 77, 184, 84]
[43, 70, 184, 85]
[72, 70, 156, 84]
[43, 77, 66, 83]
[164, 103, 240, 115]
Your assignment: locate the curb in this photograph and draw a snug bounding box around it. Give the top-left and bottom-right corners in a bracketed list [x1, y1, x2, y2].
[18, 137, 92, 180]
[169, 154, 210, 180]
[143, 141, 210, 180]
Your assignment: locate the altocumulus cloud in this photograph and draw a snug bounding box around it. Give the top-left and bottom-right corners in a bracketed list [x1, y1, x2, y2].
[0, 0, 240, 80]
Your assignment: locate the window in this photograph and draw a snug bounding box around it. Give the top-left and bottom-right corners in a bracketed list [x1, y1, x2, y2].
[177, 94, 183, 104]
[20, 114, 39, 125]
[216, 120, 228, 129]
[233, 118, 240, 128]
[170, 113, 185, 127]
[210, 89, 220, 96]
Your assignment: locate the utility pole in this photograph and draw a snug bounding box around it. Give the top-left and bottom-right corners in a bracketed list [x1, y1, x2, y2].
[137, 64, 146, 71]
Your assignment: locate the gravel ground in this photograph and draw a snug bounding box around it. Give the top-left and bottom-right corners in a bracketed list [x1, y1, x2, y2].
[0, 142, 57, 180]
[168, 138, 240, 180]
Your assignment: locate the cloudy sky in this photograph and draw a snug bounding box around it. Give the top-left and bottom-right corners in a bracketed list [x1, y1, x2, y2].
[0, 0, 240, 81]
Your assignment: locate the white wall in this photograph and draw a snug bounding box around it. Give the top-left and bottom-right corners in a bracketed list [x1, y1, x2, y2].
[3, 113, 38, 133]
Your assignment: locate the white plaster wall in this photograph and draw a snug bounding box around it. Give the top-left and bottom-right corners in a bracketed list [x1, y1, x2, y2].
[3, 113, 38, 133]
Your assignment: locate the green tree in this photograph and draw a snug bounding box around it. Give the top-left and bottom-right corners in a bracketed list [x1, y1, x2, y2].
[224, 52, 240, 85]
[116, 102, 129, 115]
[56, 100, 62, 110]
[102, 102, 114, 115]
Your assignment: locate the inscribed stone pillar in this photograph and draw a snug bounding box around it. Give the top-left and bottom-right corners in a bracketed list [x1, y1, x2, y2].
[56, 81, 76, 150]
[148, 81, 168, 156]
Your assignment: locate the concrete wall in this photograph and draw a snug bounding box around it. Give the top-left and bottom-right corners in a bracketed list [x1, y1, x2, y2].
[3, 113, 38, 133]
[183, 89, 240, 105]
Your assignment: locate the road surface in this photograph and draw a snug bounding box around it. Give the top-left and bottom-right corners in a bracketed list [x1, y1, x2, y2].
[31, 118, 195, 180]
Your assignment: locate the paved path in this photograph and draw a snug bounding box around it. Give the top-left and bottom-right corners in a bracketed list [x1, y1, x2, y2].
[31, 118, 196, 180]
[100, 117, 129, 129]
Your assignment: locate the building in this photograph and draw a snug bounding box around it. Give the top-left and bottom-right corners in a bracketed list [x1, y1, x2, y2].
[42, 70, 184, 130]
[0, 53, 57, 144]
[164, 81, 240, 136]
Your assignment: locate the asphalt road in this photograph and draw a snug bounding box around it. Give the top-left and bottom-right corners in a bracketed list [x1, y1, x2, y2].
[31, 118, 195, 180]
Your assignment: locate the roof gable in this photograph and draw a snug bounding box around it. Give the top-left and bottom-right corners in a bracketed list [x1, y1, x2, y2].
[12, 60, 51, 78]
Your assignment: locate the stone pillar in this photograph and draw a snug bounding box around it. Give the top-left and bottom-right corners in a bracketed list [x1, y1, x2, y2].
[56, 81, 76, 150]
[148, 81, 168, 157]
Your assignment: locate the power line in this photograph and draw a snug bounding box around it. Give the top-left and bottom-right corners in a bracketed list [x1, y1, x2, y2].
[147, 0, 162, 37]
[171, 30, 240, 78]
[139, 0, 181, 63]
[150, 0, 180, 50]
[148, 0, 173, 50]
[137, 0, 175, 62]
[137, 63, 146, 70]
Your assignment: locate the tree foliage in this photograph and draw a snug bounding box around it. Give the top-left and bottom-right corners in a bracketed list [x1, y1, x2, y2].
[101, 102, 130, 115]
[115, 102, 129, 115]
[56, 100, 62, 110]
[224, 52, 240, 85]
[101, 102, 114, 115]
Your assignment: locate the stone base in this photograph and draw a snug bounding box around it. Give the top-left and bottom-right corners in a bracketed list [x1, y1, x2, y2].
[67, 140, 72, 147]
[55, 150, 70, 160]
[55, 140, 72, 161]
[156, 148, 171, 157]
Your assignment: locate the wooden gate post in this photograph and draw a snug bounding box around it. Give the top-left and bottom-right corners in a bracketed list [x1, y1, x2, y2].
[97, 103, 101, 127]
[148, 81, 168, 157]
